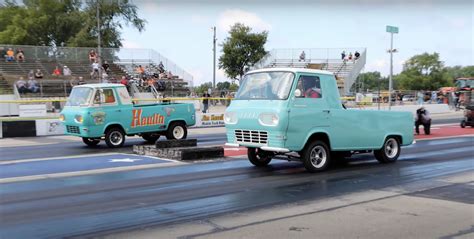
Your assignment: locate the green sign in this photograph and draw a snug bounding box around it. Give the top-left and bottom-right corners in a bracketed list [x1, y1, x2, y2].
[386, 25, 399, 34]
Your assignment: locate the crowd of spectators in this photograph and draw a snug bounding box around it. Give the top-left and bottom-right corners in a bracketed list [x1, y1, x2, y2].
[1, 47, 26, 62]
[341, 50, 360, 62]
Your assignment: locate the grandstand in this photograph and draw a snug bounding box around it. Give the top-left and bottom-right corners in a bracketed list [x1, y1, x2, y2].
[0, 45, 193, 98]
[251, 48, 366, 95]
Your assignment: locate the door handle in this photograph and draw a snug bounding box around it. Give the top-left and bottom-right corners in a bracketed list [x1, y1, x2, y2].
[294, 104, 307, 108]
[115, 109, 121, 112]
[323, 110, 330, 113]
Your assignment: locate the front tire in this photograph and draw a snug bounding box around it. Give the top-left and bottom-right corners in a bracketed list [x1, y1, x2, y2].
[374, 137, 400, 163]
[302, 140, 331, 172]
[166, 122, 188, 140]
[247, 148, 273, 167]
[105, 127, 125, 148]
[82, 137, 100, 147]
[460, 120, 466, 128]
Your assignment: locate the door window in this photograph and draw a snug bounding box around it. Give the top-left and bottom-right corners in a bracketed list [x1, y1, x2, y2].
[296, 75, 322, 99]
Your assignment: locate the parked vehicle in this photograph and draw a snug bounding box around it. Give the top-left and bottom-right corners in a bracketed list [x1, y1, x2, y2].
[402, 95, 416, 102]
[61, 84, 196, 148]
[225, 68, 414, 172]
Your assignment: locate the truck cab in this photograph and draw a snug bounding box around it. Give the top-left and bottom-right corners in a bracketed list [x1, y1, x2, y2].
[61, 84, 195, 148]
[225, 68, 413, 172]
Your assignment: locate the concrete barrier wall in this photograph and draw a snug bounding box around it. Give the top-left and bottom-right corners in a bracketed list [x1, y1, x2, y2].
[355, 104, 451, 115]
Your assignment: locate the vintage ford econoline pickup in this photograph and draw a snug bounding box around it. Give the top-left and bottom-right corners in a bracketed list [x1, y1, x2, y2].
[60, 84, 195, 148]
[225, 68, 414, 172]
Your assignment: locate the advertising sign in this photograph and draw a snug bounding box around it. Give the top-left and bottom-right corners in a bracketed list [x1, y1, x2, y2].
[19, 104, 47, 117]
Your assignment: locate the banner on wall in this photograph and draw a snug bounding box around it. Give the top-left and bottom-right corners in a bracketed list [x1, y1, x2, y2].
[35, 119, 64, 136]
[195, 112, 225, 127]
[19, 104, 47, 117]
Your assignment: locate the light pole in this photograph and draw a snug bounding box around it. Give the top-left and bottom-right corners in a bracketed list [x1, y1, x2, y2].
[212, 26, 217, 89]
[96, 0, 102, 83]
[386, 25, 398, 110]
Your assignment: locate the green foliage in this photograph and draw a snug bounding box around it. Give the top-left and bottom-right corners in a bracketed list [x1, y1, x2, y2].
[0, 0, 145, 48]
[218, 23, 268, 81]
[228, 83, 239, 92]
[216, 81, 230, 91]
[395, 52, 452, 90]
[351, 71, 388, 92]
[194, 82, 212, 95]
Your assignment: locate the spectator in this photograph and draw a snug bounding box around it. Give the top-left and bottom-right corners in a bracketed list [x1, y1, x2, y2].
[70, 77, 78, 87]
[341, 51, 346, 61]
[34, 69, 44, 79]
[167, 71, 173, 79]
[27, 77, 39, 93]
[89, 50, 97, 63]
[63, 65, 72, 76]
[16, 49, 25, 62]
[120, 76, 129, 86]
[348, 52, 353, 61]
[16, 77, 28, 93]
[136, 65, 145, 76]
[102, 71, 109, 83]
[78, 76, 86, 85]
[52, 66, 61, 76]
[431, 91, 437, 104]
[417, 91, 424, 105]
[415, 107, 431, 135]
[6, 48, 15, 62]
[91, 61, 100, 79]
[354, 51, 360, 60]
[159, 72, 166, 79]
[158, 61, 165, 73]
[28, 70, 34, 79]
[102, 61, 110, 72]
[299, 51, 306, 62]
[0, 47, 6, 61]
[202, 92, 210, 113]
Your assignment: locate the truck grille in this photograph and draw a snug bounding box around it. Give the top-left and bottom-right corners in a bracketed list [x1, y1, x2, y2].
[66, 125, 80, 134]
[235, 129, 268, 144]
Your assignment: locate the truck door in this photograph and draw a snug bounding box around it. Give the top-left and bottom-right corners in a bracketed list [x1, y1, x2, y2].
[91, 88, 123, 134]
[286, 74, 330, 150]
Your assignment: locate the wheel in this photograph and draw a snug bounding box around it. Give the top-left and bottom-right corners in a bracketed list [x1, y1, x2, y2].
[105, 127, 125, 148]
[374, 137, 400, 163]
[247, 148, 273, 167]
[166, 122, 187, 140]
[142, 133, 160, 143]
[460, 120, 466, 128]
[82, 137, 100, 146]
[302, 140, 331, 172]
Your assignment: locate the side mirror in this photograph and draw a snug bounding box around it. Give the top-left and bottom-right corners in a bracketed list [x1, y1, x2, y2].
[294, 89, 302, 97]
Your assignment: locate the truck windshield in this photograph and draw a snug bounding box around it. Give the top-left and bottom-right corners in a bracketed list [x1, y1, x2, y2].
[235, 72, 294, 100]
[66, 87, 93, 106]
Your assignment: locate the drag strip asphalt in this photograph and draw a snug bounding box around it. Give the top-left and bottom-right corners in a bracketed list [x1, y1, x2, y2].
[0, 136, 472, 238]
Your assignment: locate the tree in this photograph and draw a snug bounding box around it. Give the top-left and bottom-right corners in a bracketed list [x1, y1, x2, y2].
[0, 0, 145, 48]
[194, 82, 213, 95]
[216, 81, 230, 91]
[395, 52, 451, 90]
[350, 71, 388, 92]
[218, 23, 268, 81]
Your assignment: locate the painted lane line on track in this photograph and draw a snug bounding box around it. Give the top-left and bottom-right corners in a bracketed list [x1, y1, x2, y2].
[416, 134, 474, 141]
[0, 152, 120, 165]
[0, 161, 184, 184]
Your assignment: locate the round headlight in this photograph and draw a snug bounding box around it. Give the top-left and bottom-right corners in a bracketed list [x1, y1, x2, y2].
[75, 115, 83, 123]
[224, 112, 237, 124]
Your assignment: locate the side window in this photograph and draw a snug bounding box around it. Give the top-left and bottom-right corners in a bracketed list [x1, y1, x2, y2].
[93, 88, 116, 105]
[103, 89, 116, 104]
[117, 87, 132, 105]
[296, 75, 322, 99]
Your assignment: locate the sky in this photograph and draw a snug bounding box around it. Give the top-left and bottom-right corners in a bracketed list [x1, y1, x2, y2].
[121, 0, 474, 85]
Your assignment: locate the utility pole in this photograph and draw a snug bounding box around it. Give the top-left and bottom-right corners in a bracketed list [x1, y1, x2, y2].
[97, 0, 102, 83]
[212, 26, 217, 89]
[386, 25, 398, 110]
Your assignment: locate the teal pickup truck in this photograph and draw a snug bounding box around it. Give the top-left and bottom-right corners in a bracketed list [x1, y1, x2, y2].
[60, 84, 195, 148]
[225, 68, 414, 172]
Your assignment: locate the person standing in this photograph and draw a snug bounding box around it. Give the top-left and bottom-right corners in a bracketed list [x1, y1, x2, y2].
[417, 91, 424, 105]
[341, 51, 346, 61]
[202, 92, 210, 113]
[299, 51, 306, 62]
[415, 107, 431, 135]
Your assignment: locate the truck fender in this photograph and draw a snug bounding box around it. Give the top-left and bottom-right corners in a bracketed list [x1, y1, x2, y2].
[300, 129, 332, 151]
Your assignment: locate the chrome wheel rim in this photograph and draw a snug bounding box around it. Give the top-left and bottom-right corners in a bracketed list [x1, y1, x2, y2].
[173, 126, 184, 139]
[310, 145, 327, 168]
[385, 138, 398, 158]
[110, 131, 123, 145]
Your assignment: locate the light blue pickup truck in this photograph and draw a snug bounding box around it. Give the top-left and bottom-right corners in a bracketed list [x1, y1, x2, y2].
[225, 68, 414, 172]
[60, 84, 195, 148]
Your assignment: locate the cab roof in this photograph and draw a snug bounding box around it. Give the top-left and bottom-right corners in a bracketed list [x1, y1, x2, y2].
[247, 67, 334, 76]
[74, 83, 125, 88]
